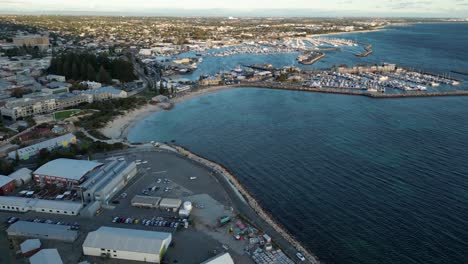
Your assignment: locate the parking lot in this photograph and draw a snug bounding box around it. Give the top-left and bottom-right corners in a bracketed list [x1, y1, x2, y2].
[1, 149, 253, 264]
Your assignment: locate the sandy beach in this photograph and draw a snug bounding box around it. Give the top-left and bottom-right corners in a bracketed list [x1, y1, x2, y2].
[310, 26, 386, 38]
[100, 85, 236, 141]
[99, 103, 162, 140]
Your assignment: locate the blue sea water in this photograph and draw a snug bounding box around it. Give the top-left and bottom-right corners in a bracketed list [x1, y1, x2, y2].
[129, 23, 468, 264]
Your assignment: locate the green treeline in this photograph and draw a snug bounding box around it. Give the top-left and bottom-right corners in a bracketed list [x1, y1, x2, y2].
[48, 52, 137, 84]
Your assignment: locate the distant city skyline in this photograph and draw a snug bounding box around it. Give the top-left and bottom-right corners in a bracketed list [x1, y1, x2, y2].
[1, 0, 468, 17]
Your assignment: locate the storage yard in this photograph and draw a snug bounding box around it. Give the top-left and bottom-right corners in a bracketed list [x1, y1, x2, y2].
[0, 148, 304, 263]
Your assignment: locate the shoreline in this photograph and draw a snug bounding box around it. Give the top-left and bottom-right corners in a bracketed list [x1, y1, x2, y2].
[100, 85, 237, 140]
[101, 82, 468, 141]
[172, 144, 321, 264]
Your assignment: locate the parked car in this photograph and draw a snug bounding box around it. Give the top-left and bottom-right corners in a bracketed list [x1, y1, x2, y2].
[296, 252, 306, 261]
[6, 217, 19, 224]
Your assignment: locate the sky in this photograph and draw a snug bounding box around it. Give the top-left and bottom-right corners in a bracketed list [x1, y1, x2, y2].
[1, 0, 468, 17]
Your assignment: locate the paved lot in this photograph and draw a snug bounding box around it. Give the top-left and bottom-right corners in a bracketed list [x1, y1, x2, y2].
[0, 149, 254, 264]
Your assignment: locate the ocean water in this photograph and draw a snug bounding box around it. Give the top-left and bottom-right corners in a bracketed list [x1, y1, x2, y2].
[129, 23, 468, 264]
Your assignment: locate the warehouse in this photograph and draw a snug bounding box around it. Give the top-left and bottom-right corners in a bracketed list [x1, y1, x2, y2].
[83, 226, 172, 263]
[0, 196, 83, 215]
[159, 198, 182, 212]
[8, 133, 77, 160]
[8, 168, 32, 186]
[7, 221, 78, 242]
[33, 158, 103, 187]
[29, 249, 63, 264]
[32, 199, 83, 215]
[201, 252, 235, 264]
[20, 239, 41, 257]
[80, 160, 137, 203]
[131, 195, 161, 208]
[0, 196, 30, 212]
[0, 175, 16, 195]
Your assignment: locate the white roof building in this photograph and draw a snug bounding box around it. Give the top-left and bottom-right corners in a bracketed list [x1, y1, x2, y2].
[33, 158, 103, 182]
[8, 133, 77, 160]
[83, 226, 172, 263]
[0, 175, 14, 188]
[159, 198, 182, 212]
[20, 239, 41, 255]
[0, 196, 83, 215]
[8, 168, 32, 186]
[201, 252, 235, 264]
[30, 249, 63, 264]
[7, 221, 78, 242]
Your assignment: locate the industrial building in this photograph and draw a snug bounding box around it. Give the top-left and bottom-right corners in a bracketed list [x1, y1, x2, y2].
[29, 249, 63, 264]
[159, 198, 182, 212]
[0, 175, 16, 195]
[201, 252, 235, 264]
[20, 239, 41, 257]
[131, 195, 161, 208]
[0, 196, 83, 215]
[83, 226, 172, 263]
[8, 134, 77, 161]
[80, 159, 137, 203]
[33, 158, 103, 187]
[8, 168, 32, 186]
[7, 221, 78, 242]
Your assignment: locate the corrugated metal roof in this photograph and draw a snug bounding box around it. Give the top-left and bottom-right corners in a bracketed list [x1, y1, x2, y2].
[0, 196, 30, 207]
[33, 199, 83, 212]
[7, 221, 78, 241]
[30, 249, 63, 264]
[8, 168, 32, 182]
[34, 158, 103, 181]
[20, 239, 41, 253]
[0, 196, 82, 213]
[83, 226, 171, 254]
[201, 252, 235, 264]
[0, 175, 14, 187]
[159, 198, 182, 208]
[131, 195, 161, 206]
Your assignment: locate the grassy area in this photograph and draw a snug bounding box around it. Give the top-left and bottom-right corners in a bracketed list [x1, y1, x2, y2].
[53, 109, 81, 120]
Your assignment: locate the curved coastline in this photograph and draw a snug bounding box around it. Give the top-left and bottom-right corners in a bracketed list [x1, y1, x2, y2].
[102, 83, 468, 142]
[172, 144, 321, 264]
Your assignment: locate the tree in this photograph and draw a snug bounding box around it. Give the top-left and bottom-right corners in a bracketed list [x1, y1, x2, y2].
[11, 88, 33, 98]
[62, 58, 71, 79]
[80, 63, 87, 80]
[97, 66, 112, 84]
[72, 61, 80, 80]
[86, 64, 96, 81]
[159, 81, 166, 95]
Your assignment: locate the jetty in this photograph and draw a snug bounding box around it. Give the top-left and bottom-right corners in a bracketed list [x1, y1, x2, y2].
[298, 52, 326, 65]
[355, 44, 373, 57]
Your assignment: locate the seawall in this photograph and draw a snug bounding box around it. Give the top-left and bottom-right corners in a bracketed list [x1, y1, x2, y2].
[173, 145, 321, 264]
